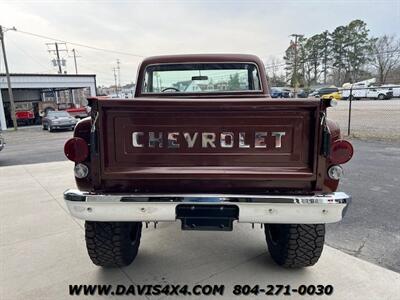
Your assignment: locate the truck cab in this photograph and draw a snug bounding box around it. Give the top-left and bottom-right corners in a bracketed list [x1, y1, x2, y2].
[63, 54, 353, 269]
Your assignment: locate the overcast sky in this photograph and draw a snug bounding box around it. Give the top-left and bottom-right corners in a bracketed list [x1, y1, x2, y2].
[0, 0, 399, 86]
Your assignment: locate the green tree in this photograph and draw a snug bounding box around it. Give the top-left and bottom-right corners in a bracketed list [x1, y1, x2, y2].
[227, 73, 240, 90]
[301, 33, 326, 86]
[331, 25, 348, 84]
[331, 20, 373, 84]
[284, 20, 373, 86]
[284, 36, 307, 87]
[320, 30, 332, 84]
[346, 20, 373, 82]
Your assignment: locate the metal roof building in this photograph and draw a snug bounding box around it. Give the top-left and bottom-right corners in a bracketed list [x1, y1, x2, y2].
[0, 73, 96, 130]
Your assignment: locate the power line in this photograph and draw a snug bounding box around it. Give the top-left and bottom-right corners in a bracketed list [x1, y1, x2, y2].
[6, 36, 52, 72]
[8, 27, 144, 58]
[75, 55, 120, 81]
[265, 63, 286, 69]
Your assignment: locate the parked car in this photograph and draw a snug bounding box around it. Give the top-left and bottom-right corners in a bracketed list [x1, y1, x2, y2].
[341, 83, 393, 100]
[63, 54, 353, 269]
[15, 102, 35, 125]
[381, 84, 400, 98]
[296, 89, 308, 98]
[271, 88, 283, 98]
[283, 88, 293, 98]
[271, 87, 291, 98]
[65, 106, 90, 119]
[321, 91, 342, 100]
[310, 87, 339, 98]
[58, 103, 89, 119]
[0, 131, 5, 152]
[42, 111, 78, 132]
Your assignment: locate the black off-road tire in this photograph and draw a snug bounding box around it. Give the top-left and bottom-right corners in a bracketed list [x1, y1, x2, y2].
[265, 224, 325, 268]
[377, 94, 385, 100]
[85, 221, 142, 267]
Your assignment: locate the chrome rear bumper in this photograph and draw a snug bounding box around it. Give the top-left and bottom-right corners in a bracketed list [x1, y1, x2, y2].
[64, 189, 351, 224]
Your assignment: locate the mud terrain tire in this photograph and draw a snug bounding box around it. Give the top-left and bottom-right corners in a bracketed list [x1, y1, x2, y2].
[265, 224, 325, 268]
[85, 221, 142, 267]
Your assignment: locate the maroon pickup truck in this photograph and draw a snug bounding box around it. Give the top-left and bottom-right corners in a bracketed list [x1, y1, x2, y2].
[63, 54, 353, 268]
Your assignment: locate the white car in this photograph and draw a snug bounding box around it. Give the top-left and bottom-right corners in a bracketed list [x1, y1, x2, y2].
[381, 85, 400, 98]
[341, 85, 393, 100]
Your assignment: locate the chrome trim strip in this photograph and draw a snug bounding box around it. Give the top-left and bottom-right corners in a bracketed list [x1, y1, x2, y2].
[64, 189, 351, 224]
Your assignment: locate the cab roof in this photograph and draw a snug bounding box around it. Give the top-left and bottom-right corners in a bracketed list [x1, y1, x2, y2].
[140, 53, 264, 65]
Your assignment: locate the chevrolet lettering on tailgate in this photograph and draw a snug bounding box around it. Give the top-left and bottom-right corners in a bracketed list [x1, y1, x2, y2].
[63, 54, 353, 270]
[132, 131, 286, 149]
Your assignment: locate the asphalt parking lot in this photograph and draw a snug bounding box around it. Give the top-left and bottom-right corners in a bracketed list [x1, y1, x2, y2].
[0, 126, 72, 166]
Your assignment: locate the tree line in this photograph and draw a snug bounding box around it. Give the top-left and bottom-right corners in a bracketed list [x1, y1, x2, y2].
[267, 20, 400, 88]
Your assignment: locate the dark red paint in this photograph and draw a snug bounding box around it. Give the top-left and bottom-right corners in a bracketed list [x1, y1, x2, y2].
[71, 54, 353, 194]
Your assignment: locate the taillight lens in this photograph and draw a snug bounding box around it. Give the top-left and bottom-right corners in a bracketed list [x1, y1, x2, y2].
[330, 139, 353, 164]
[74, 163, 89, 178]
[64, 137, 89, 162]
[328, 165, 344, 180]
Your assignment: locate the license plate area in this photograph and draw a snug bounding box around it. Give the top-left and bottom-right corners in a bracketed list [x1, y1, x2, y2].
[176, 204, 239, 231]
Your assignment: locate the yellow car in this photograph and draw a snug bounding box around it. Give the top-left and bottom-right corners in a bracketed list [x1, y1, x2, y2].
[321, 91, 342, 100]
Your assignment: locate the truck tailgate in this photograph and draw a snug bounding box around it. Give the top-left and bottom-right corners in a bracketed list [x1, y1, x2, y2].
[94, 98, 322, 193]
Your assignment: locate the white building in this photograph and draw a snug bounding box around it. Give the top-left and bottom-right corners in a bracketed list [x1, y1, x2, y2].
[0, 73, 96, 130]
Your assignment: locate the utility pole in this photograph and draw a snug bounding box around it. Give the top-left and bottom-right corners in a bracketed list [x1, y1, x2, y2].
[290, 34, 303, 97]
[47, 42, 68, 74]
[71, 48, 79, 74]
[323, 31, 328, 85]
[116, 59, 121, 92]
[0, 25, 18, 130]
[113, 68, 119, 97]
[55, 43, 61, 73]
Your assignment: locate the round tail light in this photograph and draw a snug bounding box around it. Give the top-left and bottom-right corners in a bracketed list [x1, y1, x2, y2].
[64, 137, 89, 162]
[330, 140, 353, 164]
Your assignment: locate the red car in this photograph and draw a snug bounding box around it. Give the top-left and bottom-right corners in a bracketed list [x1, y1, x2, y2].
[15, 102, 35, 125]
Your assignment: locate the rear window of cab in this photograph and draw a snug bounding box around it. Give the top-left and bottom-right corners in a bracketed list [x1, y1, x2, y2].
[142, 63, 262, 94]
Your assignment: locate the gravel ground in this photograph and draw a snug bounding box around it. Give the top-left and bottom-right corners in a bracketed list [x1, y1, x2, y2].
[328, 99, 400, 141]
